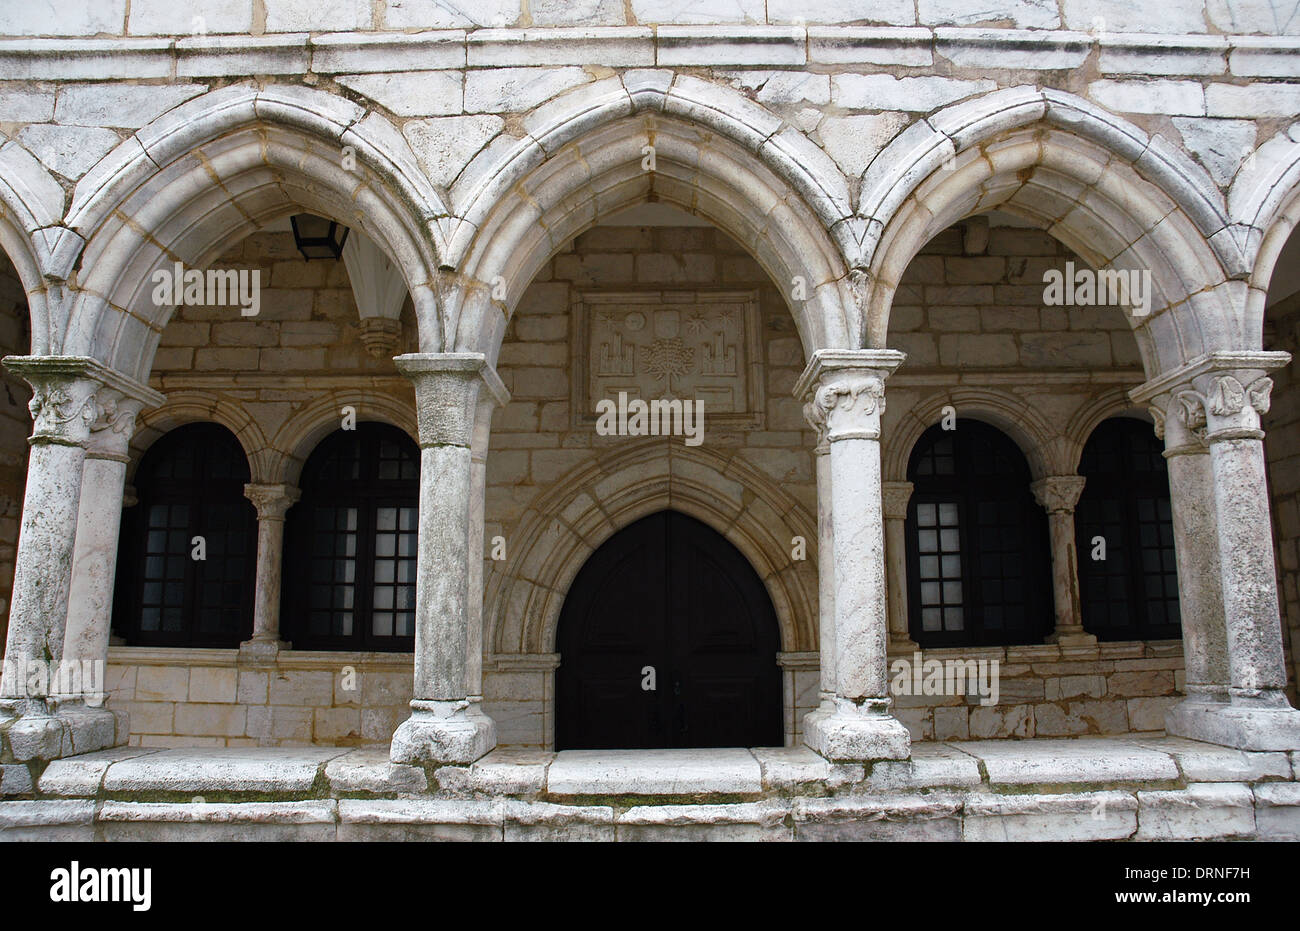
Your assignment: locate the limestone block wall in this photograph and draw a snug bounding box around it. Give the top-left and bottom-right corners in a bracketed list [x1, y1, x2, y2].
[892, 641, 1184, 740]
[103, 649, 413, 748]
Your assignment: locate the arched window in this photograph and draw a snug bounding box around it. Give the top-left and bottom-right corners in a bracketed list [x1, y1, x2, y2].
[116, 423, 256, 647]
[1075, 417, 1181, 640]
[283, 422, 419, 652]
[905, 420, 1052, 648]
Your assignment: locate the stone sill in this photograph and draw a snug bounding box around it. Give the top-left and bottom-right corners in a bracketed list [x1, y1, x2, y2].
[8, 736, 1298, 840]
[107, 640, 1180, 667]
[0, 29, 1295, 81]
[108, 646, 413, 670]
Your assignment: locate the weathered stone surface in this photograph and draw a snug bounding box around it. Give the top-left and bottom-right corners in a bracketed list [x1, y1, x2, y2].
[794, 795, 964, 841]
[38, 747, 159, 796]
[1254, 782, 1300, 840]
[614, 802, 789, 841]
[868, 743, 983, 789]
[16, 123, 121, 179]
[831, 74, 997, 112]
[54, 83, 207, 128]
[817, 113, 911, 179]
[337, 71, 464, 117]
[546, 749, 763, 796]
[500, 799, 616, 841]
[953, 737, 1179, 785]
[0, 764, 33, 795]
[464, 67, 590, 114]
[963, 791, 1138, 841]
[101, 747, 348, 794]
[1136, 783, 1255, 840]
[750, 745, 863, 790]
[325, 748, 429, 795]
[1129, 736, 1291, 783]
[97, 800, 338, 841]
[403, 115, 504, 188]
[337, 799, 502, 841]
[467, 748, 553, 795]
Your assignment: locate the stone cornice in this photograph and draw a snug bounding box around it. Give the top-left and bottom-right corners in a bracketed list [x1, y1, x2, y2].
[3, 355, 165, 409]
[0, 29, 1295, 80]
[793, 349, 907, 402]
[1129, 350, 1292, 405]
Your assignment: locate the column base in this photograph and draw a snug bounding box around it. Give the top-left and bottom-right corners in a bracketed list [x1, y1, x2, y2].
[0, 705, 125, 762]
[238, 638, 288, 665]
[390, 700, 496, 765]
[802, 703, 911, 762]
[1046, 627, 1098, 649]
[888, 636, 920, 654]
[1165, 699, 1300, 751]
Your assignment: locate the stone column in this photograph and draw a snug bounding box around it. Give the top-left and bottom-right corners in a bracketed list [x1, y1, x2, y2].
[61, 392, 152, 713]
[1030, 475, 1095, 648]
[465, 394, 497, 712]
[1134, 351, 1300, 750]
[803, 427, 836, 727]
[796, 349, 910, 762]
[239, 483, 300, 660]
[390, 352, 509, 764]
[881, 481, 918, 653]
[1151, 402, 1230, 709]
[0, 356, 161, 761]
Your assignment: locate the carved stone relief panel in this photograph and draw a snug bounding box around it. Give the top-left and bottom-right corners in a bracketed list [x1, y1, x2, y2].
[571, 290, 765, 429]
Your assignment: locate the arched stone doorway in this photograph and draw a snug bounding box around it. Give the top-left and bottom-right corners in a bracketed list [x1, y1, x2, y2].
[556, 510, 782, 751]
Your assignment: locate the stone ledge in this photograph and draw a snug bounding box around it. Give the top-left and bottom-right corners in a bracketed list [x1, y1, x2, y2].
[545, 748, 764, 797]
[949, 736, 1182, 786]
[99, 747, 349, 795]
[4, 733, 1300, 840]
[12, 779, 1295, 840]
[15, 736, 1298, 804]
[0, 30, 1296, 83]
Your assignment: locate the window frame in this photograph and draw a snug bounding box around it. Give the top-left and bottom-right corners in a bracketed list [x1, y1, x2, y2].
[115, 422, 257, 648]
[282, 422, 419, 653]
[1074, 417, 1181, 642]
[904, 420, 1053, 649]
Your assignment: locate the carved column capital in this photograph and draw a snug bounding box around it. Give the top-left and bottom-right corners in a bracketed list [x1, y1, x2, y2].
[1031, 475, 1087, 514]
[85, 391, 148, 460]
[794, 349, 905, 444]
[243, 483, 301, 521]
[3, 355, 164, 449]
[880, 481, 914, 521]
[395, 352, 510, 448]
[1131, 350, 1290, 446]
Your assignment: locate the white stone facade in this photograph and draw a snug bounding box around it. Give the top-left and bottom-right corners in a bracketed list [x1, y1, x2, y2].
[0, 1, 1299, 838]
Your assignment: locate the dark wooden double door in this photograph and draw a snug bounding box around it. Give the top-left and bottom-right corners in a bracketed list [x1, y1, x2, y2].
[556, 511, 782, 750]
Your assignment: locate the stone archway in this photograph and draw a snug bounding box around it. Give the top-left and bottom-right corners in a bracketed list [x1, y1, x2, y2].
[487, 440, 817, 660]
